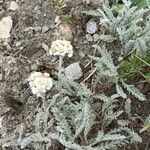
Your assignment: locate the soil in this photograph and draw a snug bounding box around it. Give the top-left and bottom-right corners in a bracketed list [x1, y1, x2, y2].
[0, 0, 149, 150]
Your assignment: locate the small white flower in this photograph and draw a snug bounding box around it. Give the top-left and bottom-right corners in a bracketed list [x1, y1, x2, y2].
[28, 72, 53, 97]
[49, 40, 73, 57]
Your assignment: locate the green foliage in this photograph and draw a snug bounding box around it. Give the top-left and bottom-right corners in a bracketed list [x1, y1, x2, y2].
[62, 14, 73, 23]
[119, 55, 150, 80]
[113, 0, 150, 10]
[0, 0, 148, 149]
[131, 0, 150, 9]
[92, 45, 146, 101]
[83, 0, 150, 56]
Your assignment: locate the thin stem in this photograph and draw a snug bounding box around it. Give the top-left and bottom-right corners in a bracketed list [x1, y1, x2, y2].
[58, 56, 63, 100]
[134, 55, 150, 67]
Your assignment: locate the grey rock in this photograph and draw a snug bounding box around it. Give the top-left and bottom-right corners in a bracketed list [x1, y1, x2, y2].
[79, 51, 85, 59]
[65, 62, 83, 81]
[42, 26, 49, 33]
[15, 41, 21, 47]
[0, 74, 2, 80]
[93, 34, 100, 42]
[33, 26, 41, 32]
[19, 47, 23, 50]
[42, 43, 49, 51]
[0, 0, 3, 4]
[86, 34, 93, 42]
[49, 24, 55, 29]
[86, 20, 97, 34]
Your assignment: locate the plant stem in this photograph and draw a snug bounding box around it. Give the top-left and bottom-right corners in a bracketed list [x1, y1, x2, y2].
[134, 55, 150, 67]
[58, 56, 63, 100]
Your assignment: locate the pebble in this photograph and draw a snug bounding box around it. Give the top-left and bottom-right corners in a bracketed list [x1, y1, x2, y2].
[42, 26, 49, 33]
[0, 16, 13, 40]
[41, 43, 49, 51]
[15, 41, 21, 47]
[49, 24, 55, 30]
[55, 15, 61, 27]
[86, 20, 97, 34]
[93, 34, 100, 42]
[33, 26, 41, 32]
[86, 34, 93, 42]
[0, 0, 3, 4]
[65, 62, 83, 81]
[79, 51, 85, 59]
[0, 117, 3, 128]
[8, 1, 19, 11]
[57, 24, 73, 41]
[0, 74, 2, 81]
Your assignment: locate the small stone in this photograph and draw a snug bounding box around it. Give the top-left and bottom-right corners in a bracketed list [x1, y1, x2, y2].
[15, 41, 21, 47]
[41, 43, 49, 51]
[0, 74, 2, 80]
[86, 34, 93, 42]
[42, 26, 49, 33]
[0, 117, 3, 128]
[0, 16, 13, 40]
[55, 15, 61, 27]
[65, 62, 83, 81]
[86, 20, 97, 34]
[57, 24, 73, 41]
[33, 26, 41, 32]
[19, 47, 23, 50]
[9, 1, 19, 11]
[0, 0, 3, 4]
[93, 34, 100, 42]
[31, 64, 38, 71]
[49, 24, 55, 30]
[79, 51, 85, 59]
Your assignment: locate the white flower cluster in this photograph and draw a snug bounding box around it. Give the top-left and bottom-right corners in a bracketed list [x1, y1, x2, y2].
[49, 40, 73, 57]
[28, 72, 53, 97]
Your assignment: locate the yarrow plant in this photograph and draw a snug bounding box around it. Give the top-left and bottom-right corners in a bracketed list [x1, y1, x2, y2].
[49, 40, 73, 57]
[49, 39, 74, 100]
[28, 72, 53, 97]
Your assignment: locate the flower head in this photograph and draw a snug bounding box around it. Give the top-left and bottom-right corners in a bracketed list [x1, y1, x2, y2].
[49, 40, 73, 57]
[28, 72, 53, 97]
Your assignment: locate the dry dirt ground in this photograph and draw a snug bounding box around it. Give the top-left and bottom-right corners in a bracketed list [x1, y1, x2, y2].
[0, 0, 150, 149]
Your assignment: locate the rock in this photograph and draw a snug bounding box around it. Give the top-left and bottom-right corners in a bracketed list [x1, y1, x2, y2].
[0, 117, 3, 128]
[8, 1, 19, 11]
[57, 24, 73, 41]
[93, 34, 100, 42]
[49, 24, 55, 30]
[33, 26, 41, 32]
[15, 41, 21, 47]
[42, 43, 49, 51]
[86, 34, 93, 42]
[55, 15, 61, 27]
[86, 20, 97, 34]
[42, 43, 50, 56]
[0, 74, 2, 80]
[79, 51, 85, 59]
[65, 62, 83, 81]
[0, 16, 13, 40]
[0, 0, 3, 4]
[42, 26, 49, 33]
